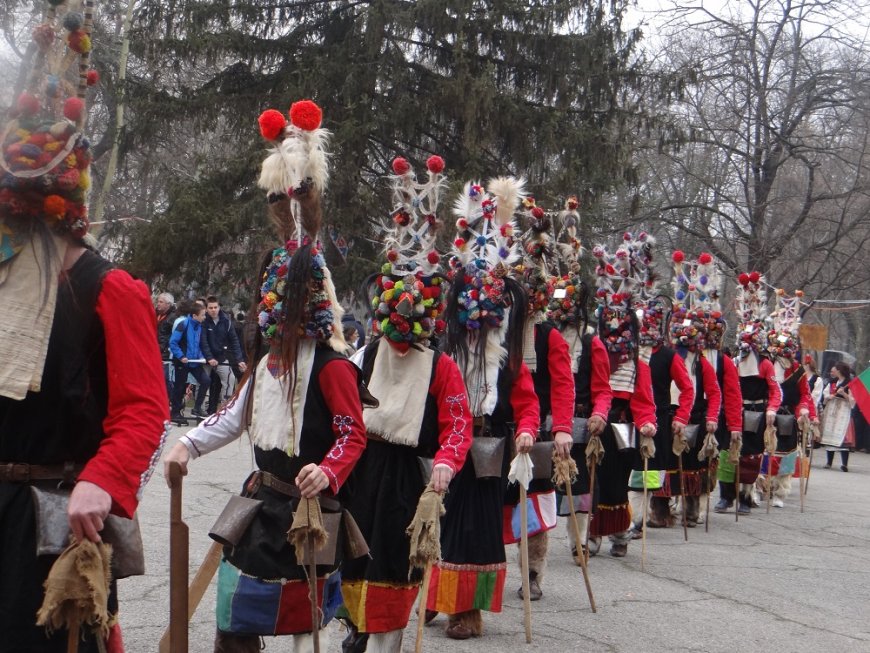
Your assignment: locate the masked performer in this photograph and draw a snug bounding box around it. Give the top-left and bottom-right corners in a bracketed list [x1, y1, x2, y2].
[340, 156, 472, 652]
[163, 101, 368, 652]
[425, 178, 540, 640]
[588, 236, 656, 557]
[667, 252, 723, 525]
[0, 1, 168, 648]
[548, 198, 612, 561]
[500, 197, 574, 601]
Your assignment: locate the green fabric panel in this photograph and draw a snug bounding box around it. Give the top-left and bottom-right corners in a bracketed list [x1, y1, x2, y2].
[717, 450, 736, 482]
[215, 558, 240, 631]
[629, 469, 663, 489]
[473, 571, 497, 610]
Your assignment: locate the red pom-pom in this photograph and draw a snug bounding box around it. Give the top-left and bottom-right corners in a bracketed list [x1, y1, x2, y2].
[426, 155, 445, 174]
[435, 319, 446, 333]
[566, 196, 579, 210]
[698, 252, 712, 265]
[17, 92, 40, 117]
[258, 109, 286, 141]
[86, 70, 100, 86]
[43, 194, 66, 218]
[456, 218, 468, 230]
[454, 238, 465, 248]
[623, 232, 632, 241]
[427, 251, 440, 265]
[749, 271, 760, 283]
[738, 273, 750, 286]
[289, 99, 322, 131]
[392, 157, 410, 175]
[386, 249, 399, 262]
[531, 206, 545, 219]
[63, 97, 85, 122]
[672, 250, 685, 263]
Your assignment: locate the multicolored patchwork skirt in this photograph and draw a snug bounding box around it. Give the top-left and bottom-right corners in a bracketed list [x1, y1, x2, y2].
[502, 490, 557, 544]
[427, 561, 507, 614]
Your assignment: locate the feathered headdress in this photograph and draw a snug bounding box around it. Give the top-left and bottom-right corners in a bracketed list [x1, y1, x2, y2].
[622, 232, 667, 349]
[255, 100, 344, 352]
[0, 0, 100, 261]
[767, 288, 803, 360]
[447, 177, 524, 330]
[516, 196, 556, 317]
[670, 251, 724, 351]
[735, 270, 768, 356]
[370, 155, 447, 344]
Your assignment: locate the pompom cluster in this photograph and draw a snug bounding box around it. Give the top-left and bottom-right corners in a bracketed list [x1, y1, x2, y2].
[258, 99, 323, 142]
[257, 241, 335, 344]
[451, 262, 508, 331]
[638, 298, 667, 348]
[546, 272, 586, 326]
[0, 114, 92, 237]
[766, 328, 798, 360]
[371, 266, 445, 343]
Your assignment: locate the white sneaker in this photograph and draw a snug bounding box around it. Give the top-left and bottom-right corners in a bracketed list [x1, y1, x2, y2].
[772, 498, 784, 508]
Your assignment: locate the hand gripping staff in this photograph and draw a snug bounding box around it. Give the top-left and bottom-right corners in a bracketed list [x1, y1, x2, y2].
[584, 435, 605, 563]
[553, 452, 597, 612]
[288, 496, 330, 653]
[406, 483, 446, 653]
[673, 428, 690, 542]
[508, 451, 534, 643]
[698, 429, 719, 533]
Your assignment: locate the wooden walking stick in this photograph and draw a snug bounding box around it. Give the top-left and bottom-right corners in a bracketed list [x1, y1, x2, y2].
[167, 461, 189, 653]
[307, 530, 320, 653]
[407, 483, 445, 653]
[555, 455, 596, 613]
[519, 483, 533, 643]
[734, 457, 740, 523]
[584, 461, 596, 563]
[677, 452, 688, 542]
[641, 455, 649, 571]
[288, 496, 328, 653]
[66, 622, 79, 653]
[705, 455, 714, 534]
[415, 564, 433, 653]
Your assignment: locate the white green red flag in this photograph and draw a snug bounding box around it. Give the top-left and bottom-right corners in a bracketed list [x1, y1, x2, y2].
[850, 366, 870, 422]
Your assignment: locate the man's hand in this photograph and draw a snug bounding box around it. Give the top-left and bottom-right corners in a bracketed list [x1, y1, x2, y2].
[296, 463, 329, 498]
[68, 481, 112, 543]
[672, 421, 685, 437]
[431, 464, 454, 493]
[515, 432, 534, 454]
[730, 431, 742, 449]
[588, 415, 606, 438]
[766, 411, 776, 427]
[553, 431, 572, 458]
[163, 442, 191, 487]
[208, 358, 218, 368]
[238, 362, 248, 373]
[640, 423, 656, 438]
[180, 357, 188, 364]
[706, 420, 718, 434]
[799, 407, 809, 418]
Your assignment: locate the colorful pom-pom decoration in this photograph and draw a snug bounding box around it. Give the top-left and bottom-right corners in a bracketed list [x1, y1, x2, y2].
[258, 109, 287, 141]
[672, 250, 685, 263]
[749, 271, 760, 283]
[62, 12, 84, 31]
[17, 92, 41, 117]
[425, 155, 444, 174]
[698, 252, 713, 265]
[738, 273, 750, 286]
[63, 97, 85, 122]
[43, 194, 66, 218]
[86, 70, 100, 86]
[392, 157, 410, 175]
[289, 99, 322, 131]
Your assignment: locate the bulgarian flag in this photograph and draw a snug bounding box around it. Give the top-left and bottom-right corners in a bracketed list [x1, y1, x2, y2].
[850, 366, 870, 422]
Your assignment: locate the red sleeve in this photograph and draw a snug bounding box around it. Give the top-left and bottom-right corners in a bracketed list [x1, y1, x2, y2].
[700, 356, 721, 423]
[431, 355, 473, 472]
[629, 360, 657, 429]
[78, 270, 170, 519]
[670, 354, 695, 425]
[511, 362, 540, 439]
[722, 356, 744, 432]
[796, 373, 816, 419]
[589, 336, 613, 420]
[317, 358, 368, 494]
[546, 328, 575, 433]
[759, 358, 783, 413]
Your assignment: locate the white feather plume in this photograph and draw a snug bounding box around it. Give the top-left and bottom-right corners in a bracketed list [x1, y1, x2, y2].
[487, 176, 525, 226]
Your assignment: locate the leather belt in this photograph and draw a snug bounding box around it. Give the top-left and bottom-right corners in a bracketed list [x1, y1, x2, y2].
[0, 462, 81, 484]
[256, 471, 341, 512]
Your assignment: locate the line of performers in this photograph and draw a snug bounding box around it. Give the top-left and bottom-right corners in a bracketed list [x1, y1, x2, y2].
[160, 102, 821, 653]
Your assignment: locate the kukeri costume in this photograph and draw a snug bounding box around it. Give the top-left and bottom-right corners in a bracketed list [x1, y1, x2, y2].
[174, 102, 369, 652]
[340, 156, 472, 653]
[502, 197, 575, 600]
[0, 1, 168, 647]
[588, 236, 656, 557]
[425, 178, 540, 640]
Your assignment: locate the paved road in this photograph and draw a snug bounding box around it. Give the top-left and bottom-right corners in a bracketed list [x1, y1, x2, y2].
[122, 427, 870, 652]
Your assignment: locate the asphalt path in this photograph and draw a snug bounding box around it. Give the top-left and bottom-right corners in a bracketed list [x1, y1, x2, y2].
[121, 427, 870, 652]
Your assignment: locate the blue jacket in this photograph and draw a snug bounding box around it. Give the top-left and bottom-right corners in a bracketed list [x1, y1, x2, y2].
[169, 317, 204, 364]
[201, 310, 245, 364]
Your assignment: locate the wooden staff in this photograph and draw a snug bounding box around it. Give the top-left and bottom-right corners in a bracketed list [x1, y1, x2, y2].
[167, 461, 189, 653]
[677, 453, 688, 542]
[641, 456, 649, 571]
[765, 454, 773, 515]
[734, 457, 740, 523]
[67, 622, 79, 653]
[519, 485, 532, 643]
[415, 563, 434, 653]
[584, 461, 597, 563]
[564, 481, 597, 612]
[308, 530, 320, 653]
[705, 453, 714, 533]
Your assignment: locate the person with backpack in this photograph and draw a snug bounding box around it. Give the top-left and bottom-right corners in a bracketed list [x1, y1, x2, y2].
[168, 300, 210, 424]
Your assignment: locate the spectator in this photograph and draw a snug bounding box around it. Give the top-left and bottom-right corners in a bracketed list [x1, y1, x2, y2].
[342, 312, 366, 350]
[168, 301, 210, 423]
[201, 296, 247, 414]
[803, 355, 823, 410]
[342, 324, 359, 356]
[819, 362, 856, 471]
[155, 292, 176, 402]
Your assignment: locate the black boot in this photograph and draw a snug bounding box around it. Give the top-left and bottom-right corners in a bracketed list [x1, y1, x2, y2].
[341, 625, 369, 653]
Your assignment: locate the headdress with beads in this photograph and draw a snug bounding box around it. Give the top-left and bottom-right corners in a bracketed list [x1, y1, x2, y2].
[0, 0, 101, 262]
[670, 251, 724, 351]
[448, 176, 524, 331]
[622, 232, 667, 349]
[370, 155, 448, 344]
[546, 197, 587, 329]
[734, 270, 768, 356]
[515, 196, 556, 317]
[766, 288, 803, 360]
[255, 100, 344, 352]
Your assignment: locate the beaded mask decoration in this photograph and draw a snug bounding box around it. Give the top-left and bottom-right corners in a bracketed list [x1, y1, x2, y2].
[448, 177, 524, 331]
[371, 155, 447, 344]
[546, 197, 587, 327]
[0, 0, 100, 262]
[670, 251, 724, 351]
[515, 196, 556, 317]
[767, 288, 803, 360]
[735, 270, 768, 356]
